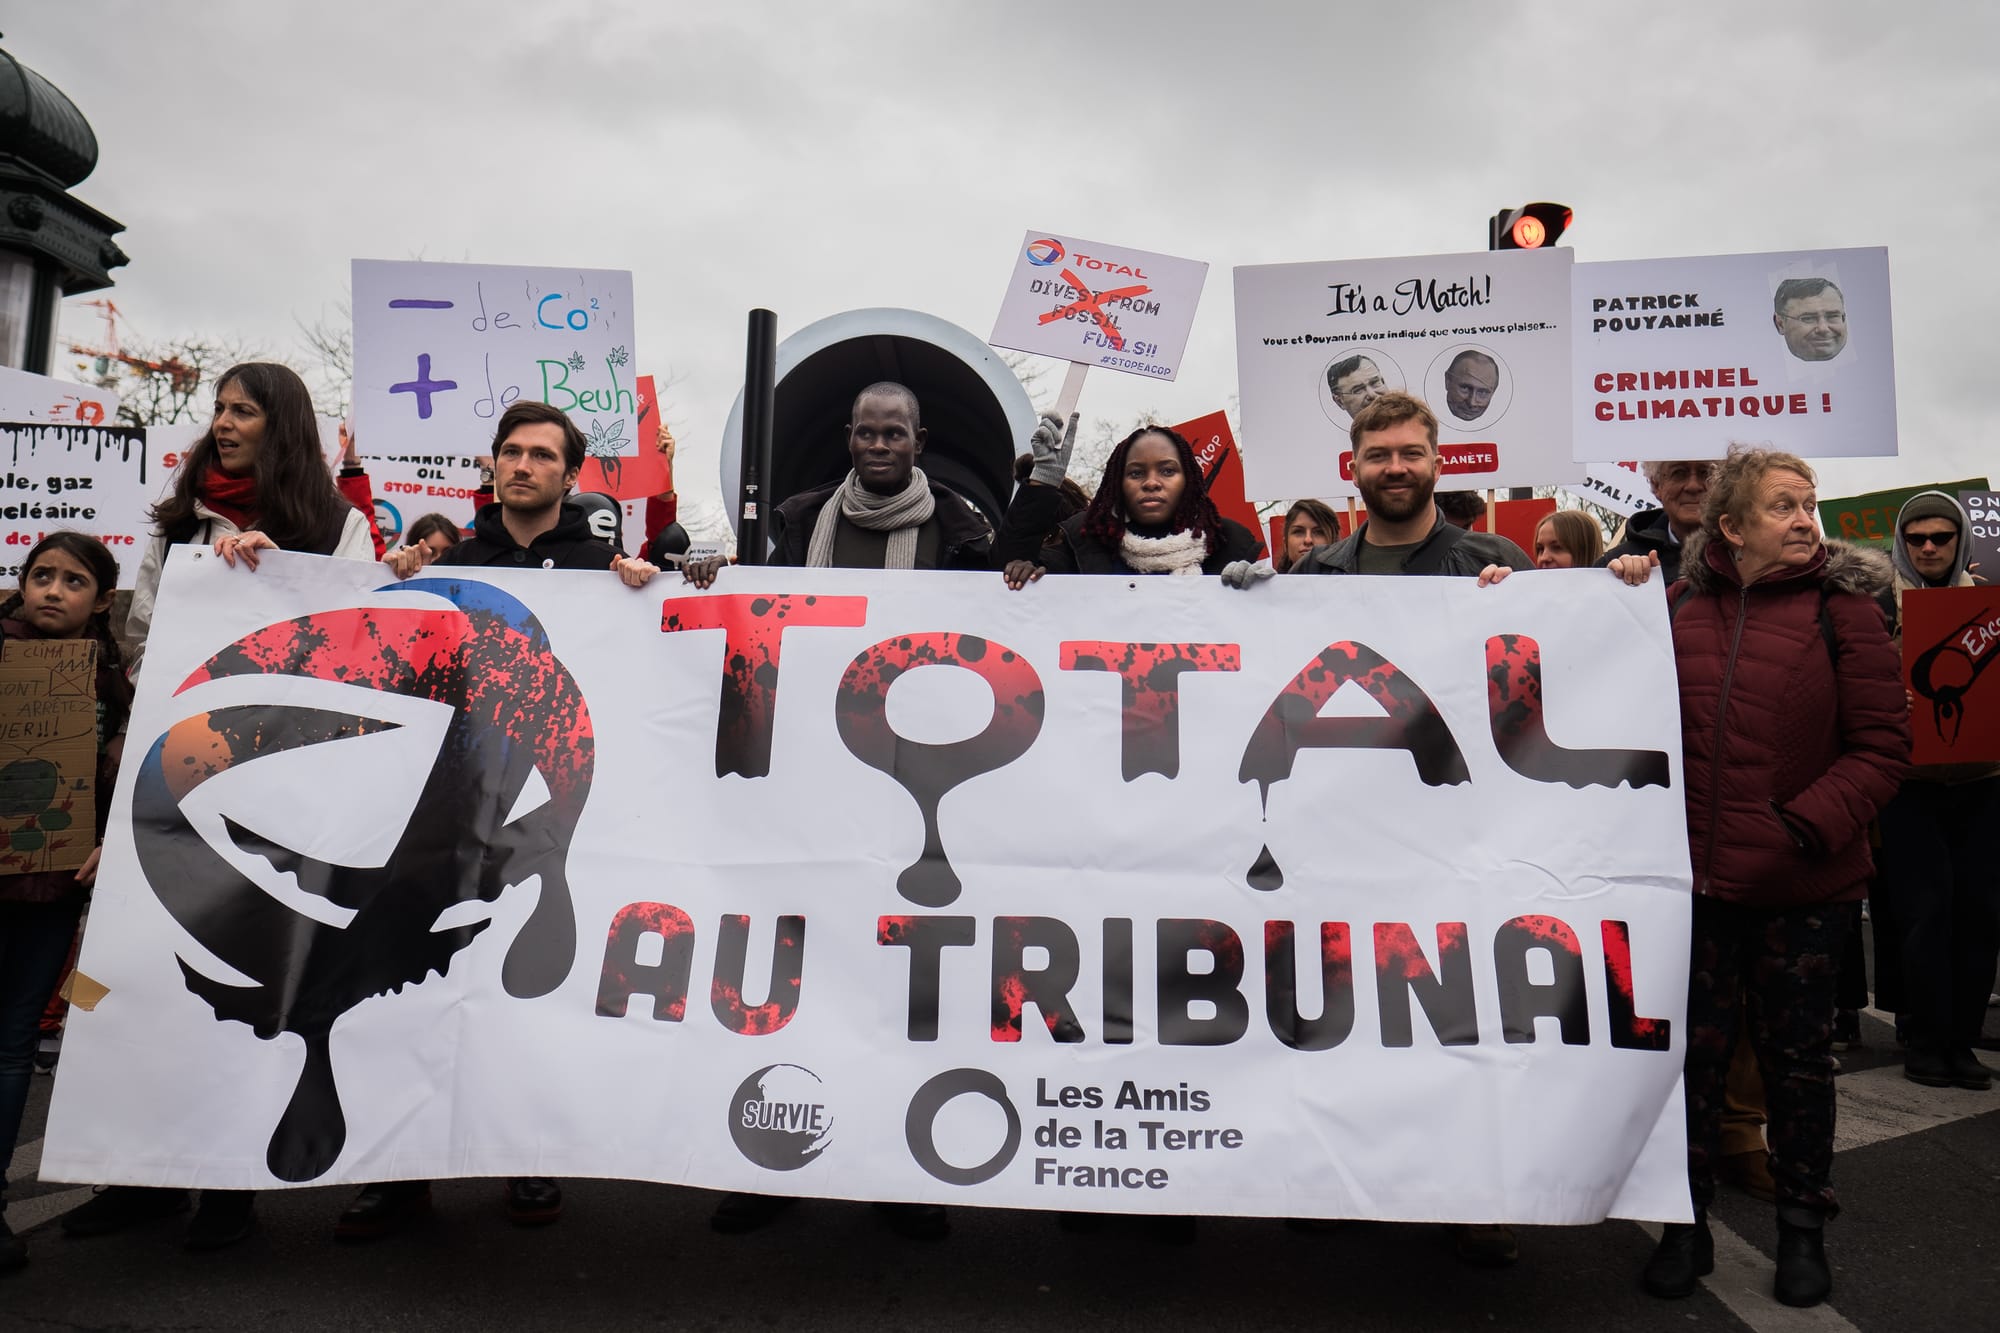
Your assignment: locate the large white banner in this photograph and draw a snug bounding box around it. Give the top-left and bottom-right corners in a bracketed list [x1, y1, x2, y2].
[46, 553, 1693, 1224]
[352, 259, 639, 462]
[1572, 247, 1896, 461]
[1235, 249, 1578, 501]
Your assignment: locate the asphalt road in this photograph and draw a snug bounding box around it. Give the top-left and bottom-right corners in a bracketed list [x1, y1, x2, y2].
[5, 1007, 1997, 1332]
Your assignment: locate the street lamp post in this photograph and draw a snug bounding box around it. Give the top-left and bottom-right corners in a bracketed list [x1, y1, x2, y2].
[0, 37, 127, 374]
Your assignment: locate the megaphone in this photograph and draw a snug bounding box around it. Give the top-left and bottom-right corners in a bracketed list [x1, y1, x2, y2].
[720, 308, 1037, 556]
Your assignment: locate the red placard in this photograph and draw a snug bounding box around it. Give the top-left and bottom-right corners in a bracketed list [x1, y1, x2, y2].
[1901, 585, 2000, 765]
[1171, 411, 1267, 559]
[577, 374, 672, 501]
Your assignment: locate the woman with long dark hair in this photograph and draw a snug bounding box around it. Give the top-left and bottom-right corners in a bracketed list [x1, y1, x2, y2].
[1000, 425, 1261, 586]
[60, 364, 373, 1251]
[125, 362, 373, 673]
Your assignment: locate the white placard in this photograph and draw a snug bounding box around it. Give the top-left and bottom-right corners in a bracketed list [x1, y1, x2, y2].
[1575, 464, 1654, 518]
[1235, 249, 1578, 500]
[989, 231, 1208, 382]
[356, 453, 485, 545]
[1572, 247, 1896, 461]
[46, 555, 1693, 1225]
[0, 422, 164, 586]
[0, 365, 120, 428]
[352, 259, 639, 462]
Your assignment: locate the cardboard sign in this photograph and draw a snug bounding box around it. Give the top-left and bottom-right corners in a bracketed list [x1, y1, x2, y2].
[353, 259, 639, 462]
[1172, 411, 1266, 559]
[1820, 478, 1988, 548]
[0, 365, 120, 427]
[1573, 247, 1896, 461]
[1901, 585, 2000, 764]
[989, 231, 1208, 381]
[0, 423, 161, 588]
[1234, 249, 1577, 500]
[0, 637, 99, 876]
[1958, 490, 2000, 580]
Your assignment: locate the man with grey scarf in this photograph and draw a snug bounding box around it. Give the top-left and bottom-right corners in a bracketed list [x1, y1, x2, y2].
[682, 382, 993, 585]
[1874, 490, 1998, 1092]
[684, 382, 985, 1242]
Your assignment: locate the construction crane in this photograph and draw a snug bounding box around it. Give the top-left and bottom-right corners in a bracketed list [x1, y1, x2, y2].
[66, 298, 199, 392]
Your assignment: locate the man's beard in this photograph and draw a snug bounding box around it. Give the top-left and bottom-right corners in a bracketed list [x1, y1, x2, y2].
[1358, 470, 1436, 523]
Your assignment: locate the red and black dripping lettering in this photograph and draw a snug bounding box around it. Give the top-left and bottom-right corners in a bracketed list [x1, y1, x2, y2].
[878, 914, 976, 1041]
[593, 908, 804, 1036]
[991, 916, 1085, 1043]
[1238, 641, 1471, 810]
[1264, 921, 1355, 1052]
[659, 593, 868, 778]
[1157, 918, 1250, 1046]
[712, 914, 806, 1035]
[1492, 914, 1590, 1045]
[1373, 922, 1478, 1047]
[835, 633, 1045, 908]
[597, 902, 696, 1020]
[1059, 640, 1241, 780]
[1600, 920, 1672, 1050]
[1485, 634, 1670, 789]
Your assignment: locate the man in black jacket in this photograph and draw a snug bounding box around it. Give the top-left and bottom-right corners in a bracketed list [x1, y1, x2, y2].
[684, 381, 991, 585]
[1290, 392, 1532, 578]
[354, 401, 654, 1242]
[386, 400, 660, 583]
[1597, 460, 1713, 584]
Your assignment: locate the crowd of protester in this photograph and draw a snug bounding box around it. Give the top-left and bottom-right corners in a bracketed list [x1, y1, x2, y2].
[1, 365, 1991, 1316]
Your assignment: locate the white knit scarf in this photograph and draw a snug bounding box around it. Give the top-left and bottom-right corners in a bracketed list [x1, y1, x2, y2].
[1119, 529, 1208, 575]
[807, 468, 936, 569]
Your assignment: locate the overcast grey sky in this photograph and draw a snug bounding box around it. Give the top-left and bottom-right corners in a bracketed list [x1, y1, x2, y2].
[14, 1, 1998, 517]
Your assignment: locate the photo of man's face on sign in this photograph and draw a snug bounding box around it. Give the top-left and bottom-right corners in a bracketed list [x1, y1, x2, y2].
[1423, 344, 1511, 429]
[1318, 349, 1404, 425]
[1771, 276, 1848, 363]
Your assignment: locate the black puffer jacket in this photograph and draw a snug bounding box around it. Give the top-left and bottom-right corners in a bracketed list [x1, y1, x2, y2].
[1598, 507, 1686, 582]
[439, 500, 621, 571]
[1035, 512, 1264, 575]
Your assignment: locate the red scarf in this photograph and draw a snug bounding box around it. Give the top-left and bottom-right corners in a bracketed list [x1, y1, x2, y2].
[198, 467, 260, 530]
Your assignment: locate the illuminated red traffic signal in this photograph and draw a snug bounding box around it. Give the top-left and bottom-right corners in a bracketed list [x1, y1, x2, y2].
[1489, 203, 1573, 250]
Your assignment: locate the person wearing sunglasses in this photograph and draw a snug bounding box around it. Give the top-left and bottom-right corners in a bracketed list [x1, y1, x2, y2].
[1874, 491, 1999, 1094]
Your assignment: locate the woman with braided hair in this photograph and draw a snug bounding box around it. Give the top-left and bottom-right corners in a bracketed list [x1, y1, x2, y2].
[999, 423, 1261, 588]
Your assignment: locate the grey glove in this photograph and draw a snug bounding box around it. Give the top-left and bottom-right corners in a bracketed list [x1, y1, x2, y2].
[1219, 560, 1275, 590]
[1028, 411, 1079, 488]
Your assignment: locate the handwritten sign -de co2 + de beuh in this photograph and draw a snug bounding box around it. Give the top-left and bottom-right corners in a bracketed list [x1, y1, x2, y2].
[352, 259, 640, 461]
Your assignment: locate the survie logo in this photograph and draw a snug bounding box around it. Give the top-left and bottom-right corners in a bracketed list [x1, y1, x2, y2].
[130, 578, 594, 1182]
[728, 1063, 833, 1170]
[1024, 238, 1065, 267]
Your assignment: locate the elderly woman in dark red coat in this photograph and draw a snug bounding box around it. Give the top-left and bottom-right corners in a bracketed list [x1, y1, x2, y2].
[1643, 446, 1908, 1309]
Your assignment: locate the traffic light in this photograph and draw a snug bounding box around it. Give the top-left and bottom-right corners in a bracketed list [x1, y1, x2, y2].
[1488, 203, 1573, 250]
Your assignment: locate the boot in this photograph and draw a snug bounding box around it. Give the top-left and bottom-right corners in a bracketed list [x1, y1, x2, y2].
[1774, 1212, 1831, 1308]
[1641, 1217, 1713, 1298]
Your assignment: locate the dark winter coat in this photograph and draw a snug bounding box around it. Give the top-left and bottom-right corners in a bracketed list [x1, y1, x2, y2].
[1033, 512, 1264, 576]
[769, 478, 994, 571]
[439, 500, 622, 572]
[1670, 531, 1909, 907]
[1291, 511, 1532, 576]
[1598, 507, 1686, 583]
